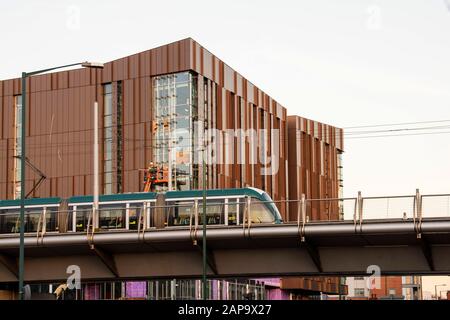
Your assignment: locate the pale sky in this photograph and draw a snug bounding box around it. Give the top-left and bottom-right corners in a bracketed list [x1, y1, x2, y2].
[1, 0, 449, 198]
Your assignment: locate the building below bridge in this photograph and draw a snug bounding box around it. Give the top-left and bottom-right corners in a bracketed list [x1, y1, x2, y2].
[346, 276, 422, 300]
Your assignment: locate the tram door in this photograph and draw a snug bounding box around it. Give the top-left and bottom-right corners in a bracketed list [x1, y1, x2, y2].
[153, 193, 166, 229]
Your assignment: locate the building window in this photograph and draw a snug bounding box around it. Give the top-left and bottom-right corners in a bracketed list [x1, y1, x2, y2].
[354, 288, 366, 297]
[259, 109, 266, 190]
[103, 83, 113, 194]
[116, 81, 123, 193]
[13, 95, 22, 199]
[153, 72, 198, 191]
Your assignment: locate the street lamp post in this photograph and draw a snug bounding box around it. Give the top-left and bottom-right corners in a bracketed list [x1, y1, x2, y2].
[434, 284, 446, 300]
[202, 123, 207, 300]
[18, 61, 103, 300]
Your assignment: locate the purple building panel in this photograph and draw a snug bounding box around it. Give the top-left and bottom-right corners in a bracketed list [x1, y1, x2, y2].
[266, 288, 290, 300]
[252, 278, 281, 288]
[125, 281, 147, 298]
[83, 284, 101, 300]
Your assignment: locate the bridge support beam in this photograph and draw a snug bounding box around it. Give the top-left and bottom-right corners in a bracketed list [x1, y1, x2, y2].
[91, 246, 119, 277]
[419, 237, 435, 271]
[303, 242, 323, 273]
[0, 253, 19, 278]
[196, 244, 217, 275]
[0, 253, 18, 279]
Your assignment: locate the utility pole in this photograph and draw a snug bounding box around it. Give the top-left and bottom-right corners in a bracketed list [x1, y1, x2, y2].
[93, 101, 99, 228]
[18, 61, 103, 300]
[202, 124, 207, 300]
[18, 73, 26, 300]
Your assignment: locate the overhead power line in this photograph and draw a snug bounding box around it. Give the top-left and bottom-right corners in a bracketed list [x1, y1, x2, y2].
[343, 119, 450, 130]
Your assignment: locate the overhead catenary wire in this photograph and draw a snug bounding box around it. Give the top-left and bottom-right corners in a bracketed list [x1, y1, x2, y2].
[1, 119, 449, 154]
[343, 119, 450, 129]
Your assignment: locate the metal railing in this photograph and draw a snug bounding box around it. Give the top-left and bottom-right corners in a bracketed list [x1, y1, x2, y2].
[1, 190, 450, 240]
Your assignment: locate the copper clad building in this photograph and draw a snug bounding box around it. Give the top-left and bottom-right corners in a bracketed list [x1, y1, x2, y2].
[0, 38, 344, 297]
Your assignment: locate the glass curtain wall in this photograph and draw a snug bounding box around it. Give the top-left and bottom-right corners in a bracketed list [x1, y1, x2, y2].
[13, 95, 22, 199]
[103, 84, 113, 194]
[153, 72, 198, 191]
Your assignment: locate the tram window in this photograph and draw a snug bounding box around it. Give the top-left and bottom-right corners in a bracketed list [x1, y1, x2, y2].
[25, 209, 41, 233]
[74, 206, 91, 232]
[227, 199, 240, 225]
[166, 201, 194, 226]
[46, 207, 58, 232]
[249, 198, 275, 223]
[128, 204, 142, 230]
[0, 211, 20, 233]
[199, 199, 224, 225]
[99, 204, 126, 229]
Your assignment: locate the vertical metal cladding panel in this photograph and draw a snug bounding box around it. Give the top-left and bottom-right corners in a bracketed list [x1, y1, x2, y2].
[80, 68, 89, 87]
[76, 86, 86, 178]
[195, 42, 202, 75]
[0, 139, 7, 182]
[48, 92, 55, 186]
[85, 174, 92, 196]
[57, 71, 68, 90]
[180, 38, 191, 72]
[167, 42, 177, 74]
[0, 88, 3, 141]
[254, 106, 261, 190]
[212, 57, 219, 85]
[202, 49, 213, 80]
[226, 92, 233, 189]
[133, 78, 140, 126]
[68, 69, 78, 88]
[63, 88, 70, 179]
[0, 141, 6, 199]
[129, 54, 140, 79]
[102, 62, 112, 84]
[58, 89, 67, 180]
[3, 96, 11, 139]
[123, 123, 134, 173]
[215, 85, 222, 186]
[210, 81, 216, 188]
[74, 175, 83, 196]
[223, 65, 234, 92]
[232, 94, 238, 187]
[6, 139, 13, 198]
[139, 76, 149, 123]
[161, 45, 169, 75]
[51, 73, 58, 90]
[150, 48, 158, 76]
[154, 46, 165, 76]
[124, 80, 134, 126]
[3, 80, 13, 96]
[199, 45, 204, 75]
[113, 58, 128, 82]
[135, 122, 145, 174]
[123, 171, 130, 193]
[139, 50, 151, 78]
[66, 89, 74, 178]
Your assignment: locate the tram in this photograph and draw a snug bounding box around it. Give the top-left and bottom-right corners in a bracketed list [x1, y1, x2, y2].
[0, 188, 282, 235]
